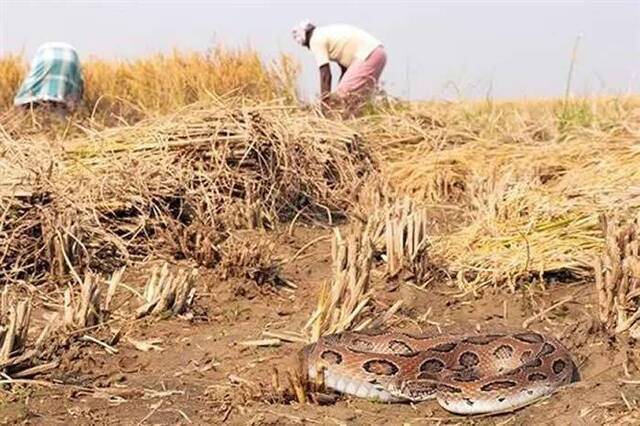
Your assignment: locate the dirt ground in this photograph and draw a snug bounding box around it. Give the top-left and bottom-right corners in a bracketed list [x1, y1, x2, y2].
[0, 223, 638, 426]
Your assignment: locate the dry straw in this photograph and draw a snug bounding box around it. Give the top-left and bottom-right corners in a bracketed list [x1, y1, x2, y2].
[369, 197, 430, 283]
[305, 227, 375, 341]
[594, 215, 640, 335]
[0, 98, 374, 284]
[358, 97, 640, 288]
[0, 289, 54, 376]
[61, 270, 122, 329]
[305, 221, 404, 342]
[3, 76, 640, 293]
[0, 292, 31, 362]
[135, 262, 197, 319]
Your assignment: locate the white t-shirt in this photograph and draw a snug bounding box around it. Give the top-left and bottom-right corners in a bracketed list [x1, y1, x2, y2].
[309, 25, 382, 68]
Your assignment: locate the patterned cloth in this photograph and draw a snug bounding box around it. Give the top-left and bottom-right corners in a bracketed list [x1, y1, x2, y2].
[14, 42, 84, 109]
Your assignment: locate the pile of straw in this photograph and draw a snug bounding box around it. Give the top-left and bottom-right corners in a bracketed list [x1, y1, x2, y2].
[360, 98, 640, 287]
[0, 98, 375, 283]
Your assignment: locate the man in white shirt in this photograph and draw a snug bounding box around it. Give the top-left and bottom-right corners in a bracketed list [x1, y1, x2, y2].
[292, 20, 387, 114]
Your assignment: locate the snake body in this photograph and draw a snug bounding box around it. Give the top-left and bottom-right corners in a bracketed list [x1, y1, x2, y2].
[299, 330, 579, 415]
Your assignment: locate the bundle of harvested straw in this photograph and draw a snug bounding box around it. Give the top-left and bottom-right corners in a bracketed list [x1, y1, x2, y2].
[595, 215, 640, 335]
[0, 98, 375, 283]
[305, 226, 402, 342]
[0, 290, 55, 377]
[367, 198, 431, 283]
[0, 293, 31, 363]
[136, 263, 197, 319]
[304, 227, 373, 342]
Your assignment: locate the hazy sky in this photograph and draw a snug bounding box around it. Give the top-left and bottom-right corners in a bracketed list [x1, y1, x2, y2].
[1, 1, 639, 100]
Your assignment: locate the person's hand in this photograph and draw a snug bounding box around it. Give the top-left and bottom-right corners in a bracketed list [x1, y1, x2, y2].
[320, 93, 334, 115]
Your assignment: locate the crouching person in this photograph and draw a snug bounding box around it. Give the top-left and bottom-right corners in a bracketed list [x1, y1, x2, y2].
[14, 42, 84, 117]
[292, 20, 387, 117]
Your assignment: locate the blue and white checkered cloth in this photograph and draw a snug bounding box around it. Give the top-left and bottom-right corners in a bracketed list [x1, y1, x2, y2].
[14, 42, 84, 108]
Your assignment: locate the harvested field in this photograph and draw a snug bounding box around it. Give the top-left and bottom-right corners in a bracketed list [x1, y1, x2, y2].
[1, 55, 640, 423]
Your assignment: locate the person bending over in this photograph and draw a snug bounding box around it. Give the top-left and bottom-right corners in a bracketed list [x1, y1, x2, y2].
[14, 42, 84, 117]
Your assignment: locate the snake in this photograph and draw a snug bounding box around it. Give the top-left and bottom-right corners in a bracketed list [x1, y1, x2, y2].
[298, 330, 580, 415]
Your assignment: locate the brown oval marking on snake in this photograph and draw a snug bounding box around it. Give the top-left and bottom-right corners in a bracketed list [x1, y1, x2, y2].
[527, 372, 547, 381]
[462, 334, 504, 345]
[388, 340, 416, 356]
[539, 342, 556, 357]
[459, 351, 481, 368]
[452, 370, 481, 382]
[320, 350, 343, 365]
[349, 338, 375, 352]
[480, 380, 518, 392]
[494, 344, 514, 359]
[362, 359, 399, 376]
[431, 342, 457, 352]
[552, 359, 566, 375]
[359, 329, 385, 336]
[437, 384, 463, 394]
[513, 332, 545, 344]
[419, 358, 446, 374]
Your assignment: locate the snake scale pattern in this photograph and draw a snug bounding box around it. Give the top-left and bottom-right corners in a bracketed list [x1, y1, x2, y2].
[299, 330, 579, 415]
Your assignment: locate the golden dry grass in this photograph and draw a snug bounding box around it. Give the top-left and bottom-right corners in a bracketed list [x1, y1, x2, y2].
[0, 54, 25, 109]
[0, 47, 299, 127]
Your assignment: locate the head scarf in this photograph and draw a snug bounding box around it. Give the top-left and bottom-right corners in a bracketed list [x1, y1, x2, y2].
[292, 20, 314, 46]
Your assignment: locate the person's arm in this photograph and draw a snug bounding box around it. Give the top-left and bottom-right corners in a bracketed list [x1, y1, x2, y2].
[339, 64, 347, 82]
[319, 63, 332, 101]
